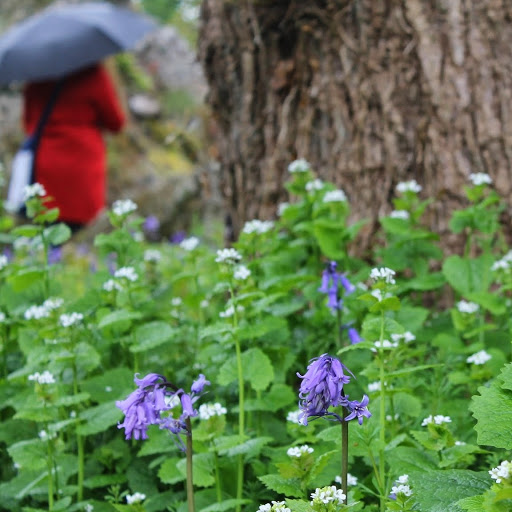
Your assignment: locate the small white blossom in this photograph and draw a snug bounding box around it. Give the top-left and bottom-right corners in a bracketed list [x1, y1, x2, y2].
[112, 199, 137, 216]
[370, 267, 396, 284]
[391, 331, 416, 344]
[286, 410, 301, 424]
[70, 411, 77, 418]
[368, 381, 381, 392]
[258, 501, 291, 512]
[171, 297, 183, 307]
[180, 236, 200, 251]
[132, 232, 144, 242]
[287, 445, 314, 457]
[396, 180, 422, 194]
[60, 312, 83, 328]
[114, 266, 138, 282]
[305, 179, 324, 192]
[219, 305, 235, 318]
[234, 265, 251, 280]
[386, 414, 400, 421]
[215, 248, 242, 264]
[288, 159, 310, 173]
[0, 312, 6, 323]
[373, 339, 398, 350]
[24, 305, 50, 320]
[277, 202, 290, 216]
[103, 279, 122, 292]
[323, 189, 347, 203]
[396, 475, 409, 484]
[466, 350, 492, 365]
[144, 249, 161, 262]
[43, 297, 64, 311]
[489, 460, 512, 484]
[0, 254, 8, 269]
[24, 183, 46, 200]
[335, 474, 358, 486]
[126, 492, 146, 505]
[242, 219, 274, 235]
[455, 441, 466, 446]
[165, 394, 181, 408]
[391, 484, 412, 497]
[492, 259, 510, 272]
[457, 300, 479, 314]
[310, 486, 346, 506]
[105, 386, 113, 392]
[200, 299, 209, 308]
[28, 370, 56, 384]
[84, 504, 94, 512]
[198, 403, 227, 420]
[390, 210, 410, 220]
[469, 173, 492, 186]
[421, 414, 452, 426]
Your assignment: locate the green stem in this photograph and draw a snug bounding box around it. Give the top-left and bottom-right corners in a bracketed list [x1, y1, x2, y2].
[378, 311, 386, 512]
[341, 413, 348, 504]
[213, 449, 222, 503]
[77, 434, 84, 501]
[47, 438, 54, 511]
[367, 447, 383, 490]
[185, 417, 195, 512]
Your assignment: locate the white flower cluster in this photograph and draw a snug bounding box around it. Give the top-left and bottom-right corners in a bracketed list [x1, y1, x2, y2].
[390, 474, 412, 497]
[469, 172, 492, 186]
[0, 312, 6, 323]
[277, 202, 289, 216]
[234, 265, 251, 280]
[219, 304, 244, 318]
[215, 248, 242, 264]
[144, 249, 161, 263]
[288, 159, 310, 173]
[373, 339, 398, 350]
[466, 349, 492, 365]
[491, 251, 512, 272]
[24, 183, 46, 200]
[0, 254, 9, 269]
[305, 179, 325, 192]
[103, 279, 123, 292]
[367, 381, 381, 392]
[396, 180, 422, 194]
[286, 410, 301, 424]
[198, 403, 227, 420]
[335, 474, 358, 486]
[421, 414, 452, 426]
[456, 300, 479, 314]
[455, 440, 466, 446]
[171, 297, 182, 307]
[84, 504, 94, 512]
[60, 312, 84, 328]
[287, 445, 314, 458]
[114, 266, 138, 282]
[24, 298, 64, 321]
[28, 370, 55, 384]
[112, 199, 137, 216]
[370, 267, 396, 284]
[44, 298, 64, 310]
[489, 460, 512, 484]
[242, 219, 274, 235]
[258, 501, 291, 512]
[390, 210, 410, 220]
[310, 485, 346, 506]
[126, 492, 146, 504]
[323, 189, 347, 203]
[39, 429, 56, 441]
[180, 236, 200, 251]
[391, 331, 416, 344]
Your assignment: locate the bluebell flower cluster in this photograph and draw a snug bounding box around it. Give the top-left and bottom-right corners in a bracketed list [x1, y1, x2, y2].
[116, 372, 210, 443]
[297, 354, 371, 426]
[318, 261, 355, 311]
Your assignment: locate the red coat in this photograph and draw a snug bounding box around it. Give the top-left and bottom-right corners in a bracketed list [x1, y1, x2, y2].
[23, 64, 125, 224]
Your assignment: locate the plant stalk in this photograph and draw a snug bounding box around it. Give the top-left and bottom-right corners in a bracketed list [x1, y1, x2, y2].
[186, 417, 195, 512]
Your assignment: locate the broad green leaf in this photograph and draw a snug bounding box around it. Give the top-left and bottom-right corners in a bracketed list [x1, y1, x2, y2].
[442, 254, 493, 296]
[243, 383, 295, 412]
[220, 436, 273, 458]
[83, 473, 126, 489]
[385, 446, 438, 474]
[237, 317, 288, 341]
[200, 499, 252, 512]
[7, 268, 45, 292]
[457, 495, 485, 512]
[285, 499, 313, 512]
[81, 367, 134, 404]
[312, 218, 347, 260]
[131, 321, 174, 352]
[8, 439, 47, 471]
[467, 292, 506, 316]
[158, 457, 185, 484]
[77, 401, 122, 436]
[499, 363, 512, 391]
[258, 474, 303, 498]
[43, 223, 71, 246]
[176, 453, 215, 488]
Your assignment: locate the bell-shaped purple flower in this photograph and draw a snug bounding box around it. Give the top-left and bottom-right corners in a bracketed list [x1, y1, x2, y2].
[347, 327, 362, 345]
[340, 274, 356, 294]
[342, 394, 372, 425]
[143, 215, 160, 233]
[318, 261, 354, 311]
[191, 374, 210, 394]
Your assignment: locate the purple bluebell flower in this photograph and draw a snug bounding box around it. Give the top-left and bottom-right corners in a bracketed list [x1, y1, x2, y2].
[340, 274, 356, 294]
[341, 394, 371, 425]
[191, 374, 210, 394]
[180, 393, 196, 419]
[170, 231, 187, 244]
[297, 354, 351, 425]
[143, 215, 160, 233]
[318, 261, 354, 311]
[107, 252, 117, 275]
[3, 247, 14, 262]
[347, 327, 362, 345]
[47, 246, 62, 265]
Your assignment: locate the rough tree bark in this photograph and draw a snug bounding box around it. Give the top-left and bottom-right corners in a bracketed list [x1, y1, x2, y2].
[198, 0, 512, 252]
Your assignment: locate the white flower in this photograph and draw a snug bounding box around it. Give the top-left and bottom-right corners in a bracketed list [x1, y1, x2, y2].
[165, 394, 181, 408]
[370, 267, 396, 284]
[24, 305, 50, 320]
[234, 265, 251, 280]
[386, 413, 400, 421]
[391, 331, 416, 344]
[305, 179, 324, 192]
[171, 297, 183, 307]
[469, 173, 492, 186]
[396, 180, 422, 194]
[335, 474, 358, 486]
[368, 381, 381, 392]
[24, 183, 46, 200]
[391, 484, 412, 497]
[70, 411, 77, 418]
[105, 386, 113, 392]
[0, 254, 8, 269]
[288, 159, 310, 173]
[112, 199, 137, 216]
[466, 350, 492, 365]
[310, 486, 346, 506]
[390, 210, 410, 220]
[103, 279, 122, 292]
[114, 266, 138, 282]
[421, 414, 452, 426]
[60, 312, 83, 328]
[277, 202, 289, 216]
[489, 461, 512, 483]
[39, 430, 49, 441]
[43, 297, 64, 311]
[323, 189, 347, 203]
[126, 492, 146, 505]
[28, 370, 56, 384]
[242, 220, 274, 235]
[371, 289, 384, 301]
[132, 232, 144, 242]
[287, 445, 314, 457]
[0, 312, 6, 323]
[396, 474, 409, 484]
[286, 410, 301, 424]
[200, 299, 209, 308]
[492, 259, 510, 272]
[373, 339, 398, 350]
[144, 249, 161, 262]
[456, 300, 479, 314]
[198, 403, 227, 420]
[84, 504, 94, 512]
[219, 305, 235, 318]
[180, 236, 200, 251]
[455, 441, 466, 446]
[215, 248, 242, 264]
[258, 501, 291, 512]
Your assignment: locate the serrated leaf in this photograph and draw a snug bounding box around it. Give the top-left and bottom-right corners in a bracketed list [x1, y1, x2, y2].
[285, 499, 313, 512]
[457, 495, 485, 512]
[221, 436, 273, 458]
[83, 473, 126, 489]
[177, 453, 215, 487]
[309, 450, 337, 482]
[200, 499, 252, 512]
[43, 223, 71, 246]
[131, 321, 174, 352]
[243, 383, 295, 412]
[98, 309, 142, 331]
[258, 474, 303, 497]
[77, 401, 122, 436]
[81, 367, 134, 404]
[8, 439, 47, 471]
[158, 457, 185, 484]
[442, 254, 493, 296]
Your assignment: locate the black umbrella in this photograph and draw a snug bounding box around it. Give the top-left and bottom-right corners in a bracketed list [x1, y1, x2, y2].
[0, 1, 157, 85]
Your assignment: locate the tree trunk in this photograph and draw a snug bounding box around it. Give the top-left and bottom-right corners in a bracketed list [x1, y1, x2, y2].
[198, 0, 512, 251]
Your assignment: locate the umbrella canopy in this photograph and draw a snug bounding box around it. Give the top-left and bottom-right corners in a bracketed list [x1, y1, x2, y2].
[0, 1, 157, 85]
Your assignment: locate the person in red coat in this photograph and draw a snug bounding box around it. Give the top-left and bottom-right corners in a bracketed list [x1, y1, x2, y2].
[23, 63, 126, 230]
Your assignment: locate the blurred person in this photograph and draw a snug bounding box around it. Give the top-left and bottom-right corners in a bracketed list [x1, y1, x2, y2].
[23, 63, 126, 231]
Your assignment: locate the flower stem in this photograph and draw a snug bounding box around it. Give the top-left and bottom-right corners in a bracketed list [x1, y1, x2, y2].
[46, 438, 54, 511]
[341, 413, 349, 504]
[185, 417, 195, 512]
[378, 311, 386, 512]
[214, 449, 222, 503]
[77, 434, 84, 501]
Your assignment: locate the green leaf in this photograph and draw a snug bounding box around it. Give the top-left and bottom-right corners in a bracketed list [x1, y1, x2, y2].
[442, 254, 493, 296]
[386, 446, 438, 474]
[243, 383, 295, 412]
[98, 309, 142, 332]
[258, 474, 303, 498]
[8, 439, 47, 471]
[77, 401, 123, 436]
[11, 225, 40, 238]
[312, 218, 346, 260]
[81, 367, 134, 404]
[219, 436, 273, 458]
[499, 363, 512, 392]
[308, 450, 337, 482]
[285, 499, 313, 512]
[410, 470, 490, 512]
[467, 292, 506, 316]
[176, 453, 215, 488]
[158, 457, 185, 484]
[457, 495, 485, 512]
[7, 268, 45, 292]
[200, 499, 252, 512]
[131, 321, 174, 352]
[43, 223, 71, 246]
